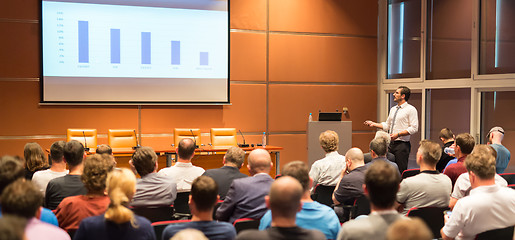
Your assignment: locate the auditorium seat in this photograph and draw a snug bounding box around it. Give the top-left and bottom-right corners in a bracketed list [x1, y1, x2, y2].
[131, 205, 174, 223]
[475, 225, 514, 240]
[210, 128, 237, 147]
[174, 128, 201, 146]
[152, 220, 191, 240]
[108, 129, 137, 150]
[310, 184, 335, 207]
[233, 218, 260, 233]
[499, 173, 515, 185]
[401, 168, 420, 180]
[406, 206, 449, 238]
[66, 128, 97, 151]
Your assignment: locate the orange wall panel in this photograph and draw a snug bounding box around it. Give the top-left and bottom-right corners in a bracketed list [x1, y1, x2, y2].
[0, 0, 38, 20]
[230, 32, 267, 81]
[270, 0, 377, 36]
[268, 85, 377, 132]
[269, 134, 307, 169]
[230, 0, 266, 30]
[222, 84, 266, 132]
[352, 132, 376, 153]
[269, 34, 377, 83]
[0, 22, 39, 78]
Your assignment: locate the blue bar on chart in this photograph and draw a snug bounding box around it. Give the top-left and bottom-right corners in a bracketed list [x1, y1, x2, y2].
[141, 32, 151, 64]
[200, 52, 208, 66]
[110, 29, 120, 64]
[78, 21, 89, 63]
[171, 41, 180, 65]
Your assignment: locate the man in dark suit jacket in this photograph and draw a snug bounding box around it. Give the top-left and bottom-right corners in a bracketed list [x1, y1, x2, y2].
[203, 146, 248, 200]
[216, 149, 274, 223]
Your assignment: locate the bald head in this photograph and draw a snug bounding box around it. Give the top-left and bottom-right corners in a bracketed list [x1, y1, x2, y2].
[345, 147, 364, 164]
[178, 138, 195, 160]
[267, 176, 303, 219]
[247, 149, 272, 174]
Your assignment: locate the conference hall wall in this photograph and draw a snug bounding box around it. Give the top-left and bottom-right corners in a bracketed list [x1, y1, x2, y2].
[0, 0, 378, 168]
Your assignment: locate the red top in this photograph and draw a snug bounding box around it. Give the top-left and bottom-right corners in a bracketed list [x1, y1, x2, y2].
[55, 194, 110, 231]
[444, 156, 467, 187]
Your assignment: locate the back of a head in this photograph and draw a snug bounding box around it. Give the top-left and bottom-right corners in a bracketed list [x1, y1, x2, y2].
[248, 149, 272, 173]
[0, 215, 27, 240]
[418, 140, 442, 166]
[268, 176, 303, 219]
[82, 154, 114, 194]
[178, 138, 195, 160]
[96, 144, 113, 155]
[50, 141, 66, 163]
[224, 146, 245, 168]
[370, 138, 388, 157]
[387, 218, 433, 240]
[375, 131, 391, 146]
[64, 140, 85, 167]
[455, 133, 475, 155]
[319, 130, 339, 153]
[0, 156, 25, 195]
[465, 145, 496, 180]
[281, 161, 310, 192]
[346, 147, 364, 163]
[131, 146, 157, 177]
[439, 128, 454, 140]
[365, 160, 400, 209]
[23, 142, 48, 172]
[105, 168, 137, 225]
[0, 180, 43, 219]
[191, 176, 218, 212]
[171, 229, 208, 240]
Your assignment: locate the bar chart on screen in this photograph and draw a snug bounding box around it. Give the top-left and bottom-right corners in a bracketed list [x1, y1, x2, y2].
[43, 1, 228, 79]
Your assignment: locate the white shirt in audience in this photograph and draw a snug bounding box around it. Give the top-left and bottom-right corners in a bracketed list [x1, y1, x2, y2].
[451, 172, 507, 200]
[158, 162, 204, 193]
[32, 169, 69, 196]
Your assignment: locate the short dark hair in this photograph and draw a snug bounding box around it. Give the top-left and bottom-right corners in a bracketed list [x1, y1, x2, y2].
[370, 138, 387, 156]
[1, 180, 43, 218]
[365, 160, 400, 209]
[466, 145, 496, 180]
[282, 161, 310, 192]
[82, 154, 114, 194]
[178, 138, 195, 160]
[224, 147, 245, 168]
[191, 176, 218, 212]
[455, 133, 475, 155]
[64, 140, 85, 167]
[418, 140, 442, 166]
[0, 156, 25, 195]
[50, 141, 66, 162]
[398, 86, 411, 101]
[131, 146, 157, 177]
[96, 144, 113, 155]
[439, 128, 454, 140]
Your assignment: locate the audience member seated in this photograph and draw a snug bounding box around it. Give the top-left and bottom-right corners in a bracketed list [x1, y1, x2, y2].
[443, 133, 475, 187]
[74, 169, 155, 240]
[396, 140, 452, 214]
[364, 131, 396, 164]
[23, 142, 50, 180]
[309, 130, 346, 190]
[337, 160, 403, 240]
[96, 144, 118, 167]
[130, 146, 177, 207]
[32, 141, 68, 196]
[486, 126, 511, 174]
[236, 176, 326, 240]
[216, 149, 274, 223]
[448, 145, 508, 210]
[45, 140, 88, 210]
[162, 176, 237, 240]
[0, 156, 58, 226]
[260, 161, 340, 239]
[1, 180, 70, 240]
[202, 146, 248, 200]
[366, 138, 400, 175]
[55, 154, 114, 232]
[159, 138, 205, 192]
[440, 146, 515, 240]
[333, 148, 368, 206]
[386, 218, 433, 240]
[436, 128, 455, 173]
[0, 215, 27, 240]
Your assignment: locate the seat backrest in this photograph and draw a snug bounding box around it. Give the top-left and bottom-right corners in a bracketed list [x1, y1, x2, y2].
[174, 128, 201, 146]
[351, 194, 370, 219]
[233, 218, 260, 233]
[152, 220, 191, 240]
[311, 184, 336, 207]
[210, 128, 237, 147]
[131, 206, 174, 223]
[108, 129, 137, 149]
[174, 192, 191, 215]
[67, 129, 97, 150]
[401, 168, 421, 179]
[406, 207, 449, 238]
[475, 225, 514, 240]
[499, 173, 515, 185]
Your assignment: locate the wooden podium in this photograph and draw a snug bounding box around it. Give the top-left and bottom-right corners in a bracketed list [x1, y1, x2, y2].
[307, 121, 352, 168]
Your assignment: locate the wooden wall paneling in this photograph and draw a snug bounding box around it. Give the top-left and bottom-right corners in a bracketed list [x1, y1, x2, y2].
[140, 105, 223, 134]
[269, 34, 377, 83]
[230, 32, 267, 81]
[222, 84, 266, 132]
[351, 132, 376, 154]
[269, 0, 378, 36]
[230, 0, 267, 30]
[268, 134, 307, 169]
[0, 138, 65, 158]
[0, 0, 38, 20]
[0, 22, 39, 78]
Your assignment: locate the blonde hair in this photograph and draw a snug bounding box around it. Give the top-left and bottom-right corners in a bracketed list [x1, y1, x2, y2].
[319, 130, 339, 153]
[104, 168, 137, 226]
[171, 229, 208, 240]
[387, 218, 432, 240]
[24, 142, 48, 172]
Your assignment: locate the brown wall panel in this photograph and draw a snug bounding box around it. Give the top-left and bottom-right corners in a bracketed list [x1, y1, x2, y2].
[0, 22, 39, 78]
[230, 32, 266, 81]
[269, 134, 307, 169]
[269, 85, 377, 132]
[269, 0, 377, 36]
[269, 34, 377, 83]
[230, 0, 266, 30]
[0, 0, 38, 20]
[352, 132, 376, 154]
[0, 138, 65, 158]
[222, 84, 266, 132]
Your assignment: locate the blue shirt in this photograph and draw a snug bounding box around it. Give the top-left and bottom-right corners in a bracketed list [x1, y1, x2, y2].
[444, 158, 458, 171]
[74, 215, 155, 240]
[162, 221, 236, 240]
[490, 144, 511, 173]
[259, 201, 340, 240]
[0, 205, 58, 226]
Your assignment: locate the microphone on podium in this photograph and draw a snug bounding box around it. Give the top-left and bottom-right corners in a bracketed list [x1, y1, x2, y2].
[238, 130, 249, 147]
